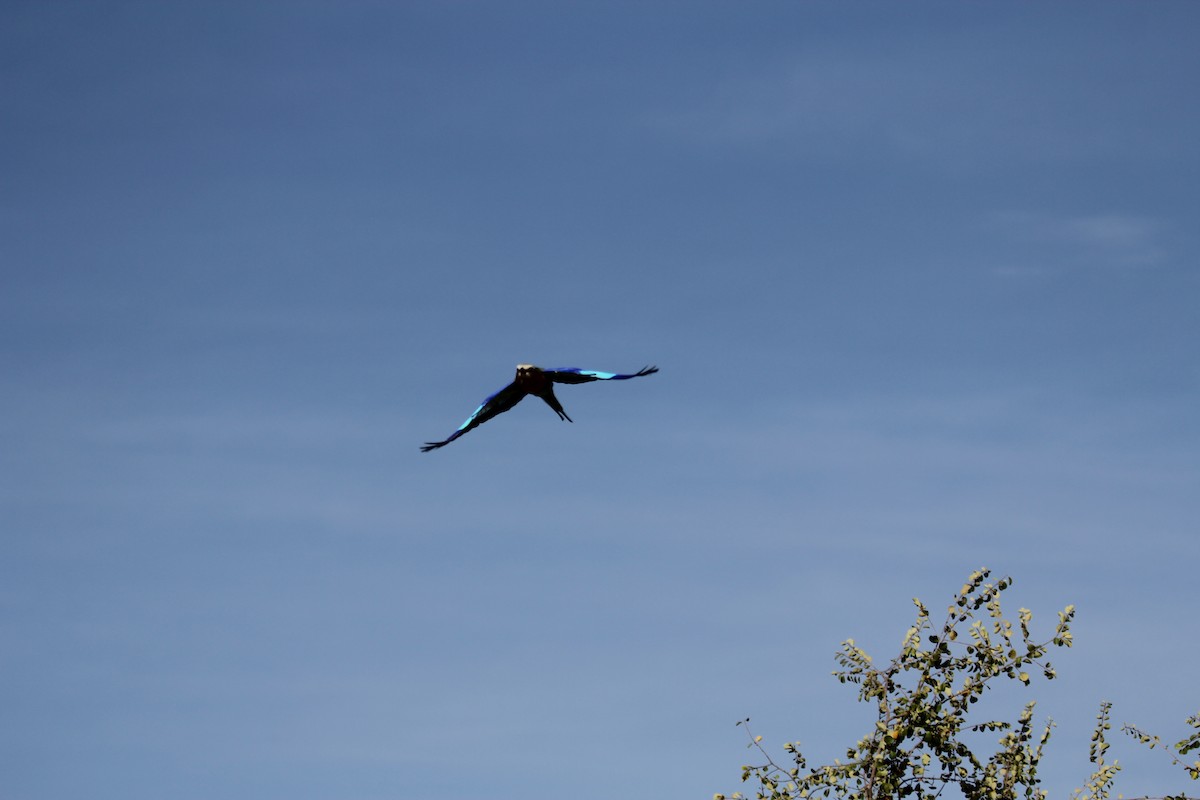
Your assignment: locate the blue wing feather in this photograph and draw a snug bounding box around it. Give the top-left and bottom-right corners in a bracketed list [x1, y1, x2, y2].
[545, 366, 658, 384]
[420, 380, 527, 451]
[456, 387, 503, 432]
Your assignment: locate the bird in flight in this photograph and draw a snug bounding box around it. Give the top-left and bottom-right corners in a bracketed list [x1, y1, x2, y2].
[420, 364, 659, 452]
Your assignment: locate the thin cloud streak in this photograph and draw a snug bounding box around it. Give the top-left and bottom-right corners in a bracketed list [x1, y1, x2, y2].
[985, 211, 1169, 274]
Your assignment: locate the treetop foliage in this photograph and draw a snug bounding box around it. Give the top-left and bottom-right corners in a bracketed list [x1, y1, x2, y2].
[718, 568, 1198, 800]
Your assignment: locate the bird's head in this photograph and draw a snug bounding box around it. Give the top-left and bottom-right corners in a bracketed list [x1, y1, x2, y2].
[516, 364, 539, 377]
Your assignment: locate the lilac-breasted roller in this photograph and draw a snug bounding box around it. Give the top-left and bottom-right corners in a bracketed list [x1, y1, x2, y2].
[420, 364, 659, 452]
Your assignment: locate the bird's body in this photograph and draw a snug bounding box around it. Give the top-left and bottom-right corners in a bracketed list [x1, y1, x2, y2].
[420, 364, 658, 452]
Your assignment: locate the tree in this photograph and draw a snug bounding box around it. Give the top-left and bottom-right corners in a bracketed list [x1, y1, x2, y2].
[719, 568, 1198, 800]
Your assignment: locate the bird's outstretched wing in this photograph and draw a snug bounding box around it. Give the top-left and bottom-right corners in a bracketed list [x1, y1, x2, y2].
[420, 381, 527, 452]
[542, 365, 659, 384]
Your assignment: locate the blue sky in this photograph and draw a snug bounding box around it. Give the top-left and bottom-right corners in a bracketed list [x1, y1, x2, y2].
[2, 3, 1198, 799]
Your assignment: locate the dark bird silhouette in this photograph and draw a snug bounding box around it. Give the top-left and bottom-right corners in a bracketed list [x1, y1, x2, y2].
[420, 364, 659, 452]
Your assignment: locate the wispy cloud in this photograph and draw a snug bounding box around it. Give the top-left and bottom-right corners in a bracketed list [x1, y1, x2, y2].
[984, 211, 1168, 276]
